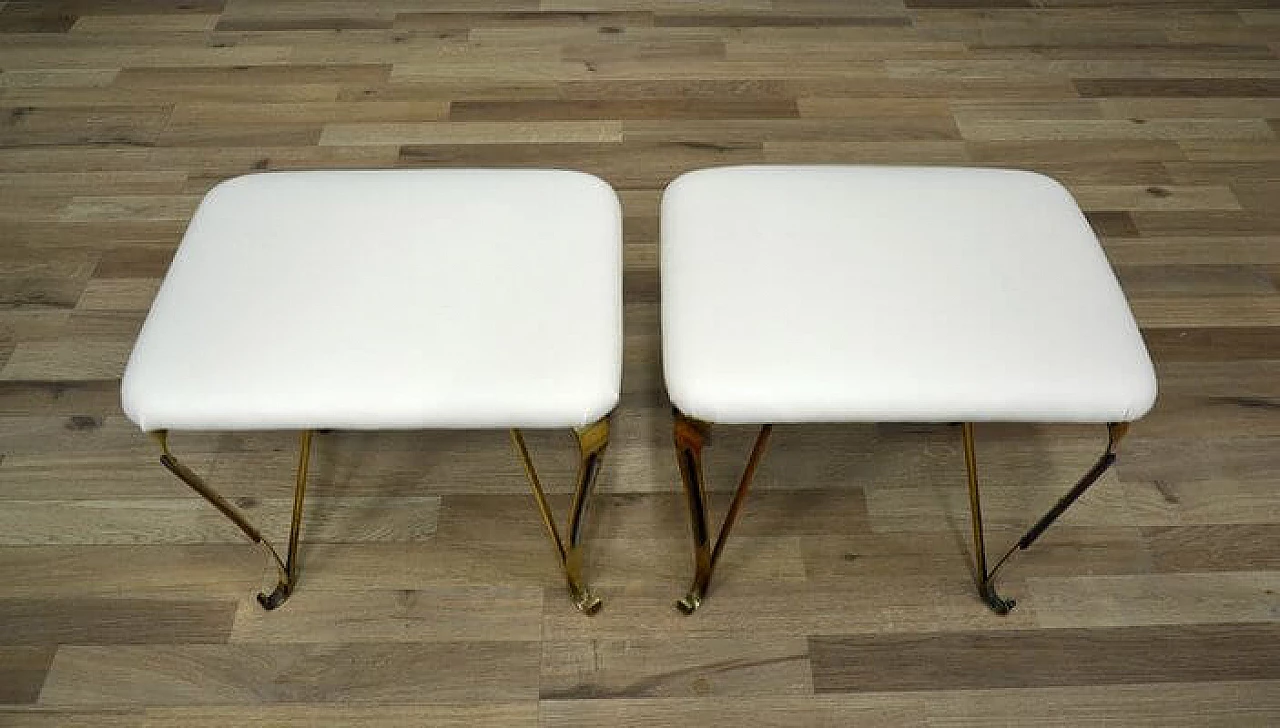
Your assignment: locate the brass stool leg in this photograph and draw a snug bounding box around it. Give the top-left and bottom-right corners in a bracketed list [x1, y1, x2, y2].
[962, 422, 1130, 614]
[153, 429, 313, 610]
[510, 414, 611, 615]
[673, 409, 773, 614]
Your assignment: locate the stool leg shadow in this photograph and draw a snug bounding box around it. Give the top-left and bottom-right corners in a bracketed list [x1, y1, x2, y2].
[510, 414, 612, 615]
[961, 422, 1130, 614]
[673, 409, 773, 614]
[153, 429, 313, 611]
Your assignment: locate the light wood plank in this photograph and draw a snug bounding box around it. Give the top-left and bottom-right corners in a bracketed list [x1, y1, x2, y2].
[0, 70, 119, 89]
[70, 14, 220, 33]
[1027, 571, 1280, 627]
[39, 643, 540, 705]
[75, 279, 160, 311]
[1130, 296, 1280, 327]
[230, 586, 543, 643]
[0, 342, 132, 381]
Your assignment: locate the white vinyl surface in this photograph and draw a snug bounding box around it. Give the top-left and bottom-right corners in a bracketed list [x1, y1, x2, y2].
[661, 165, 1157, 424]
[122, 170, 622, 431]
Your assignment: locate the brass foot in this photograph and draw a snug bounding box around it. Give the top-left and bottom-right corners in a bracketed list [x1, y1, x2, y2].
[571, 588, 603, 615]
[676, 590, 703, 615]
[256, 580, 292, 611]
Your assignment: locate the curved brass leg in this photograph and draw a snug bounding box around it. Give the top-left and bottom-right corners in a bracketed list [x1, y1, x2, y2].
[962, 422, 1129, 614]
[153, 430, 313, 610]
[674, 412, 712, 614]
[257, 429, 312, 609]
[673, 409, 772, 614]
[510, 414, 611, 615]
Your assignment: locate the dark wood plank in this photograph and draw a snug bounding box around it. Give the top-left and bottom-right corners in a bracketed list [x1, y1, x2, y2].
[395, 12, 654, 30]
[112, 65, 391, 88]
[811, 624, 1280, 693]
[450, 99, 800, 121]
[1142, 326, 1280, 361]
[1115, 264, 1278, 297]
[655, 15, 912, 28]
[92, 246, 173, 279]
[905, 0, 1032, 7]
[0, 647, 54, 704]
[0, 599, 235, 645]
[1086, 211, 1141, 236]
[1076, 78, 1280, 97]
[0, 6, 77, 33]
[214, 17, 392, 32]
[0, 277, 86, 310]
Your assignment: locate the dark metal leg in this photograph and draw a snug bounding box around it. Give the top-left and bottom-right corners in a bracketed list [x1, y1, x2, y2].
[962, 422, 1130, 614]
[962, 423, 1015, 614]
[510, 414, 611, 615]
[673, 409, 773, 614]
[153, 429, 313, 611]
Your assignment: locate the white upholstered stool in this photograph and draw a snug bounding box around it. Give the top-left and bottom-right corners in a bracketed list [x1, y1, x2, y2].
[123, 169, 622, 612]
[661, 165, 1157, 613]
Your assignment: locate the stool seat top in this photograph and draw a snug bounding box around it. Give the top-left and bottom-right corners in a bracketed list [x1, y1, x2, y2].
[122, 169, 622, 431]
[660, 165, 1157, 424]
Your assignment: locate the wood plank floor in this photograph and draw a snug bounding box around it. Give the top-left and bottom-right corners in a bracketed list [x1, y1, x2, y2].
[2, 1, 1279, 725]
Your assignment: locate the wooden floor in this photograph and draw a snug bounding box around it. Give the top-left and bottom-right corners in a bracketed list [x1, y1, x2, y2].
[2, 0, 1279, 725]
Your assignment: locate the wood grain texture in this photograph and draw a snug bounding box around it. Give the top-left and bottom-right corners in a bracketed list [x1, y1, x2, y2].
[1, 1, 1278, 724]
[810, 624, 1280, 692]
[0, 599, 235, 645]
[38, 643, 541, 705]
[228, 586, 545, 643]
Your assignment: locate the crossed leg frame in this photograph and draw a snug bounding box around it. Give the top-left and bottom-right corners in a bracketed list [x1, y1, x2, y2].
[962, 421, 1130, 614]
[672, 411, 773, 614]
[671, 409, 1131, 614]
[151, 414, 612, 613]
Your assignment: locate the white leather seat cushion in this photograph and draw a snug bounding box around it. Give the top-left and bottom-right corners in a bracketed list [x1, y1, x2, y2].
[661, 165, 1157, 424]
[123, 170, 622, 431]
